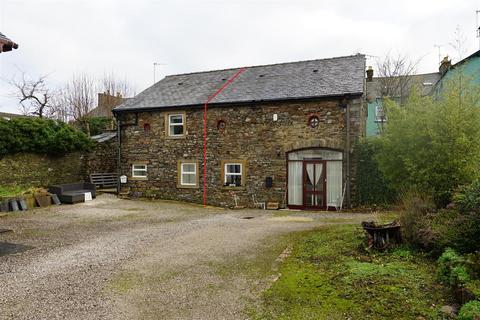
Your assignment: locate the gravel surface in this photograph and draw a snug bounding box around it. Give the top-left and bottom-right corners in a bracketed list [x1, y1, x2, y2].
[0, 194, 375, 320]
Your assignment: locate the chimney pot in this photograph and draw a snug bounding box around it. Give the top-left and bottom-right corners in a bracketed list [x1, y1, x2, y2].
[366, 66, 374, 82]
[439, 56, 452, 75]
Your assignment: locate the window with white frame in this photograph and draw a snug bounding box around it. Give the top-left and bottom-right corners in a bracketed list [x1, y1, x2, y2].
[180, 162, 197, 186]
[132, 164, 147, 178]
[374, 104, 387, 123]
[168, 113, 185, 136]
[224, 163, 243, 186]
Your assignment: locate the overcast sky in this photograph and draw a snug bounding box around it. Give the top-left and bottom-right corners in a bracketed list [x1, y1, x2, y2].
[0, 0, 479, 114]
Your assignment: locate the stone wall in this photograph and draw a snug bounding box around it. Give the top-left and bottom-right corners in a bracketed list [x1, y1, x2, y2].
[0, 135, 118, 188]
[119, 98, 364, 208]
[0, 152, 86, 187]
[84, 137, 118, 176]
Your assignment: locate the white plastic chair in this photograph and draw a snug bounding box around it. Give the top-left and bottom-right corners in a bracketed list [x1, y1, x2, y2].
[252, 195, 266, 210]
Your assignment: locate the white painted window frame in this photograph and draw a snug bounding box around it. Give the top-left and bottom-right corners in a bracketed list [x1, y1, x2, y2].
[168, 113, 185, 136]
[132, 164, 147, 178]
[180, 162, 197, 186]
[224, 163, 242, 186]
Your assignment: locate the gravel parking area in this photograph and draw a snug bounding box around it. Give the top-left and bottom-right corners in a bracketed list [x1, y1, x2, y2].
[0, 194, 374, 320]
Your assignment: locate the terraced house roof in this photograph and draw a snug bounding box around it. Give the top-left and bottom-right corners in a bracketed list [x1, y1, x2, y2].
[114, 54, 366, 112]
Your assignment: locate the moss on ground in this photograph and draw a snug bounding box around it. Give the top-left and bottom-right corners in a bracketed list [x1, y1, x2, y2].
[248, 224, 453, 320]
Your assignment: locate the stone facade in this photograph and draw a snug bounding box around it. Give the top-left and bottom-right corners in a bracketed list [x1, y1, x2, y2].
[84, 136, 118, 177]
[119, 97, 364, 208]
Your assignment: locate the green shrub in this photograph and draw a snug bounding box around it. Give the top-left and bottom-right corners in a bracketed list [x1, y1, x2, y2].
[401, 182, 480, 254]
[458, 300, 480, 320]
[437, 248, 464, 284]
[0, 117, 93, 157]
[354, 139, 397, 206]
[454, 180, 480, 214]
[376, 74, 480, 207]
[432, 183, 480, 254]
[76, 116, 112, 136]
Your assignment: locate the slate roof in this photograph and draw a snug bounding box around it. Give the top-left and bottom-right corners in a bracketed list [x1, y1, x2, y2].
[0, 32, 18, 52]
[0, 112, 32, 119]
[114, 54, 366, 112]
[366, 72, 442, 97]
[91, 131, 117, 143]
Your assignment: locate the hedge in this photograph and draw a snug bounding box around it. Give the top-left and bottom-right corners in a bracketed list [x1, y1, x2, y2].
[0, 117, 93, 157]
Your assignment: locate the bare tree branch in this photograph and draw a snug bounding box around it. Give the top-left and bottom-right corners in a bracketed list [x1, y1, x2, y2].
[10, 72, 53, 118]
[375, 52, 420, 105]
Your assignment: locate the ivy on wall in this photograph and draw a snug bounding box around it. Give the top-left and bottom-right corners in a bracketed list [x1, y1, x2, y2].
[0, 117, 93, 158]
[355, 139, 396, 206]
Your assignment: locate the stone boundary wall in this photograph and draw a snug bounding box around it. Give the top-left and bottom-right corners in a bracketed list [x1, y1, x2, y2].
[0, 138, 118, 188]
[0, 152, 86, 187]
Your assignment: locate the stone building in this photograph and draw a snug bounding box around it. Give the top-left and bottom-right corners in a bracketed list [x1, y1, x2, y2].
[113, 54, 366, 209]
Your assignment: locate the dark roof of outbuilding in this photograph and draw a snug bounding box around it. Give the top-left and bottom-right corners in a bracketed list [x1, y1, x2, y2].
[114, 54, 366, 112]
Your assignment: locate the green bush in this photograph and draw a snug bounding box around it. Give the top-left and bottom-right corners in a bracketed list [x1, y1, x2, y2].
[76, 116, 112, 136]
[0, 117, 93, 157]
[354, 139, 396, 206]
[458, 300, 480, 320]
[400, 181, 480, 254]
[437, 248, 465, 285]
[376, 73, 480, 207]
[454, 180, 480, 214]
[432, 183, 480, 254]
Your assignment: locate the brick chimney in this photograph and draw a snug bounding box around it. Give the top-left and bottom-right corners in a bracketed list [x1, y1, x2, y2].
[366, 66, 374, 82]
[439, 56, 451, 75]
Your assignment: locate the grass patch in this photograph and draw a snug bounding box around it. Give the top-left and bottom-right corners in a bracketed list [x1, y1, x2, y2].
[249, 224, 452, 320]
[106, 271, 144, 294]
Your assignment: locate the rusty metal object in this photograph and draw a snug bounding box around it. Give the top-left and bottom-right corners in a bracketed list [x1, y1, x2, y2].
[362, 221, 402, 250]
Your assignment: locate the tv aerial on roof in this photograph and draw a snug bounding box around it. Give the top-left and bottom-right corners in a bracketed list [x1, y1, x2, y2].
[153, 62, 167, 84]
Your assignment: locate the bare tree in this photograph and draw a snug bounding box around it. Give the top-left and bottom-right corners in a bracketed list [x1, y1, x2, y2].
[375, 52, 420, 104]
[101, 72, 135, 98]
[61, 73, 97, 135]
[11, 72, 54, 118]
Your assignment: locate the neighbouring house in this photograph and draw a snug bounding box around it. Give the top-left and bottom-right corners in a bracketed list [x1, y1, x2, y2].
[86, 91, 128, 132]
[0, 32, 18, 53]
[0, 112, 32, 120]
[113, 54, 366, 209]
[365, 68, 441, 137]
[435, 50, 480, 93]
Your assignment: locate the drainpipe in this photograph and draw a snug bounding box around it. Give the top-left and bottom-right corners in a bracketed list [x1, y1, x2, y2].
[345, 100, 351, 209]
[114, 113, 121, 195]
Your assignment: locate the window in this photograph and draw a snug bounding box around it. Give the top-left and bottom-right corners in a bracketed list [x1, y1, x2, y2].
[177, 160, 199, 188]
[181, 162, 196, 185]
[132, 164, 147, 178]
[217, 120, 226, 131]
[224, 163, 242, 186]
[375, 105, 387, 123]
[308, 115, 320, 128]
[167, 113, 185, 136]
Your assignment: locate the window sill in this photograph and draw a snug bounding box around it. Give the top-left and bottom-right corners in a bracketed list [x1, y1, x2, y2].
[222, 185, 246, 191]
[177, 184, 199, 189]
[131, 177, 148, 181]
[165, 134, 187, 139]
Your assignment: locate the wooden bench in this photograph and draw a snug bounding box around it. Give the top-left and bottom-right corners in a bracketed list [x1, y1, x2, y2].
[89, 173, 118, 190]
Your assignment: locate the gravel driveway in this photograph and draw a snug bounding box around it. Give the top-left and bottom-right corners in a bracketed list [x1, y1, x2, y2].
[0, 194, 374, 320]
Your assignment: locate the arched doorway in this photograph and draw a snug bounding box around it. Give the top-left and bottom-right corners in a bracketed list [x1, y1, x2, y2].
[287, 148, 343, 210]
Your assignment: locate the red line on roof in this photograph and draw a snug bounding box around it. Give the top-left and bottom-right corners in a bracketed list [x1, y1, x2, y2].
[203, 67, 247, 207]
